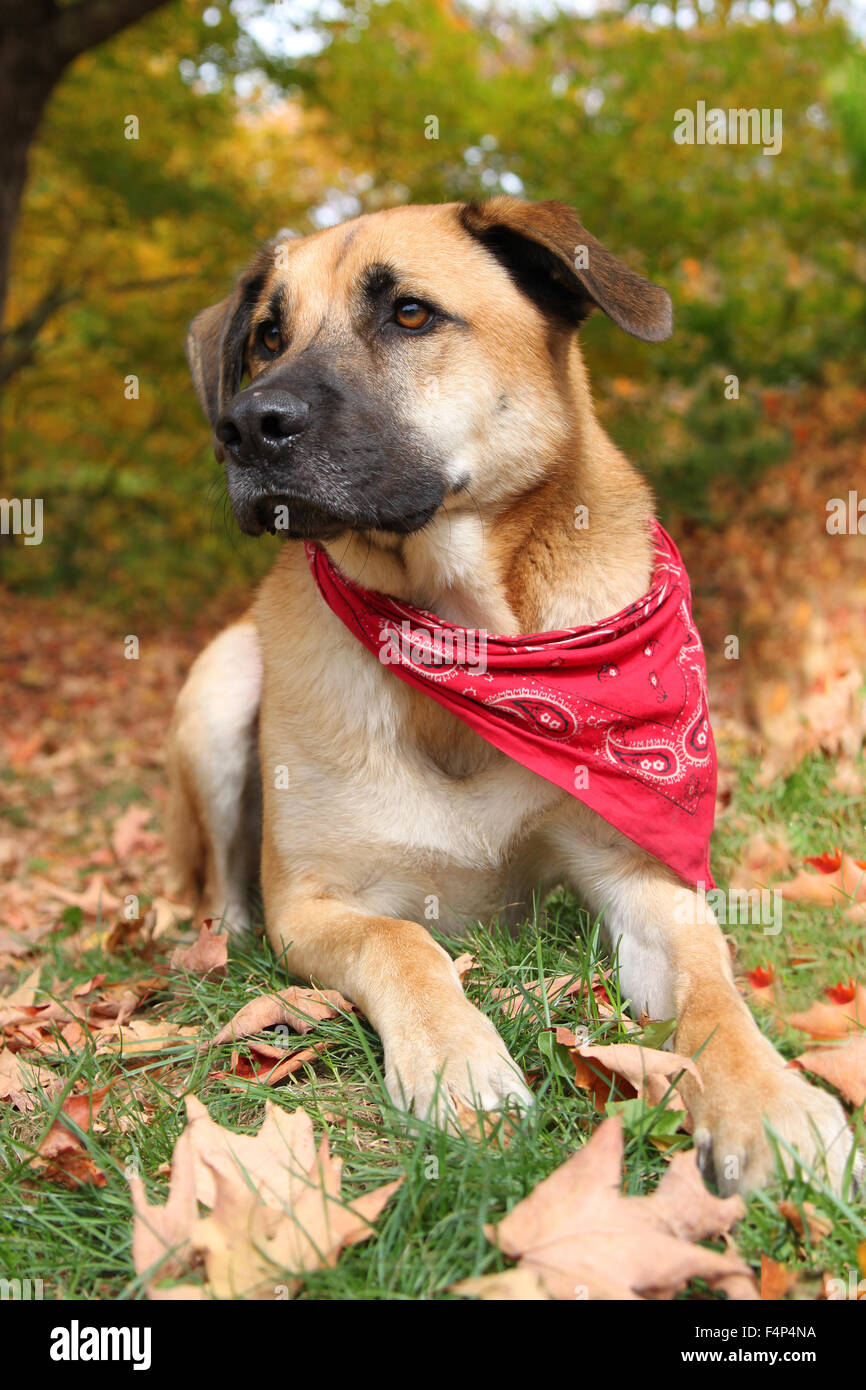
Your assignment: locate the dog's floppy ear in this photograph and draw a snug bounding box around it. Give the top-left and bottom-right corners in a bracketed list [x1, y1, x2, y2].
[459, 196, 672, 343]
[185, 254, 271, 437]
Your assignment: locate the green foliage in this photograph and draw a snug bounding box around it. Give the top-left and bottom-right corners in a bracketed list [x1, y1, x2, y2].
[3, 1, 865, 613]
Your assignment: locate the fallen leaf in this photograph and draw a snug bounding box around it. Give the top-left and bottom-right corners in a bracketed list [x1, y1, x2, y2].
[0, 1047, 60, 1111]
[452, 1116, 755, 1300]
[746, 965, 776, 1007]
[130, 1125, 199, 1287]
[786, 980, 866, 1039]
[213, 986, 353, 1046]
[730, 832, 791, 891]
[760, 1254, 797, 1301]
[453, 953, 478, 980]
[31, 1083, 113, 1187]
[0, 967, 42, 1026]
[555, 1031, 702, 1111]
[95, 1018, 198, 1056]
[211, 1042, 327, 1086]
[777, 851, 866, 908]
[778, 1200, 833, 1245]
[148, 897, 194, 939]
[130, 1096, 402, 1299]
[791, 1034, 866, 1108]
[34, 874, 122, 918]
[112, 804, 155, 860]
[170, 922, 228, 978]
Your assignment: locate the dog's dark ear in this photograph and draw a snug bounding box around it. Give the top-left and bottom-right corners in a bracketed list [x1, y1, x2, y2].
[459, 197, 672, 343]
[186, 256, 270, 435]
[186, 297, 235, 427]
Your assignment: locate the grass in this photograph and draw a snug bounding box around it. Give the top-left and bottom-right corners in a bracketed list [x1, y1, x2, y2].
[0, 752, 864, 1300]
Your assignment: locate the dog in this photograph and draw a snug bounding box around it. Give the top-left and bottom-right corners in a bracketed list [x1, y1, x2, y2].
[166, 197, 855, 1195]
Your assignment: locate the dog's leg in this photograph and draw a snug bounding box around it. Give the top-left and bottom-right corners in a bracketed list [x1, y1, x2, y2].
[166, 619, 262, 932]
[561, 833, 856, 1195]
[262, 877, 531, 1124]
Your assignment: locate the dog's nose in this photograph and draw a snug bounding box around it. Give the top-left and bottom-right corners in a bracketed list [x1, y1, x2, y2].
[216, 388, 310, 461]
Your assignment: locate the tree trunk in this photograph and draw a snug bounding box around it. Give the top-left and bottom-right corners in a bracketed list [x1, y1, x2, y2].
[0, 0, 169, 332]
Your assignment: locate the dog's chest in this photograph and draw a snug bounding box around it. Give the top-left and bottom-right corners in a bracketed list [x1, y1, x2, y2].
[259, 606, 562, 882]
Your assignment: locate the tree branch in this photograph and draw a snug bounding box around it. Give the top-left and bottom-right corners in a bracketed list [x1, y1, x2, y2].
[0, 273, 189, 386]
[52, 0, 170, 65]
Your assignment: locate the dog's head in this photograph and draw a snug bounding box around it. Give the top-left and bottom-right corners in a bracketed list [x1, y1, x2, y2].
[187, 198, 672, 540]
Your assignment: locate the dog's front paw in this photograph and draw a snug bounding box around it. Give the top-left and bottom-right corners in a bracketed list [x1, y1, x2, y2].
[694, 1065, 859, 1197]
[384, 1000, 532, 1128]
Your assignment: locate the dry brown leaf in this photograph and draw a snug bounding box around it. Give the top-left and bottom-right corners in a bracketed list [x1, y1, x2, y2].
[492, 973, 611, 1021]
[777, 851, 866, 908]
[729, 831, 792, 891]
[745, 965, 776, 1007]
[0, 966, 42, 1026]
[130, 1125, 199, 1286]
[170, 922, 228, 978]
[95, 1018, 198, 1056]
[111, 804, 155, 860]
[0, 1047, 60, 1111]
[778, 1199, 833, 1245]
[786, 980, 866, 1039]
[211, 1042, 328, 1086]
[555, 1031, 701, 1111]
[452, 1116, 755, 1301]
[34, 874, 122, 918]
[453, 952, 478, 980]
[130, 1096, 401, 1299]
[792, 1034, 866, 1108]
[213, 986, 353, 1046]
[30, 1083, 113, 1187]
[760, 1254, 797, 1301]
[148, 896, 194, 939]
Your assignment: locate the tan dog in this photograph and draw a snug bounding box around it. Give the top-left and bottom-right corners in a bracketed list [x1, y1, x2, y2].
[167, 198, 855, 1194]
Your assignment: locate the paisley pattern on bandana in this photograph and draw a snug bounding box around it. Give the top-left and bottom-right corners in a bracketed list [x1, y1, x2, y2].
[306, 523, 717, 888]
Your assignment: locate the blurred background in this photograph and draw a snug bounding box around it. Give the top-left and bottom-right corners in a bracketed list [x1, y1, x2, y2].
[1, 0, 865, 779]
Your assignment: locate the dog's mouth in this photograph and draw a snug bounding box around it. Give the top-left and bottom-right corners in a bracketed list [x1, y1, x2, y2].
[244, 492, 440, 541]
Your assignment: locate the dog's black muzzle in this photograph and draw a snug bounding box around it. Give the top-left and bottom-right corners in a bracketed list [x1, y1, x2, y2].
[215, 377, 445, 541]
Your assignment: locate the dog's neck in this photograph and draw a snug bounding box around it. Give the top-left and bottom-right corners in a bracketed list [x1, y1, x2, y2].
[322, 418, 656, 636]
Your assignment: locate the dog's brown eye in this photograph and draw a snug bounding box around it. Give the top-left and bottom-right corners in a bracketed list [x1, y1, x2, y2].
[395, 300, 431, 330]
[261, 322, 282, 354]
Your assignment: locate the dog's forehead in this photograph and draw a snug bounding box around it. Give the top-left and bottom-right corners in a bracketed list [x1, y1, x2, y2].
[263, 204, 512, 320]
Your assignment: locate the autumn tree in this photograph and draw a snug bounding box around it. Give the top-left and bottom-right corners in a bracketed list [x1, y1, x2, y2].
[0, 0, 173, 332]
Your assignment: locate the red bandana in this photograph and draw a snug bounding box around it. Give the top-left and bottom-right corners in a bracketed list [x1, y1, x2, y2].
[306, 523, 716, 888]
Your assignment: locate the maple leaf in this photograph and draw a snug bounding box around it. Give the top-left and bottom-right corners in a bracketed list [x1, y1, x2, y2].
[760, 1254, 797, 1301]
[111, 803, 156, 861]
[746, 964, 776, 1007]
[786, 980, 866, 1039]
[213, 986, 353, 1046]
[94, 1018, 198, 1056]
[554, 1030, 702, 1112]
[211, 1042, 328, 1087]
[129, 1097, 402, 1299]
[792, 1034, 866, 1108]
[30, 1083, 113, 1187]
[778, 1199, 833, 1245]
[0, 1047, 60, 1111]
[452, 1116, 755, 1301]
[170, 922, 228, 978]
[0, 967, 42, 1027]
[34, 874, 122, 918]
[777, 850, 866, 916]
